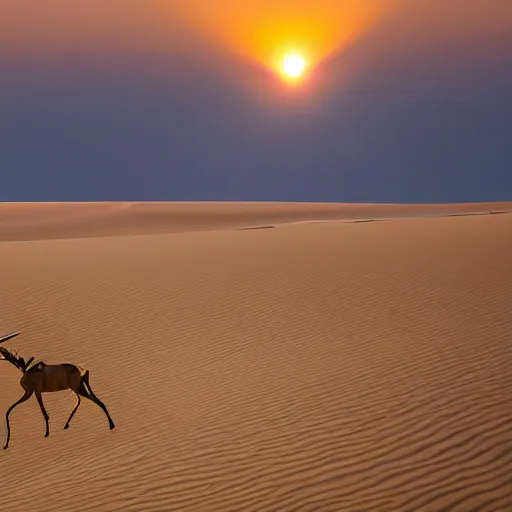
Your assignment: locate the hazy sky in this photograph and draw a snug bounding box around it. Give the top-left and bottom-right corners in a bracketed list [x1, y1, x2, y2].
[1, 0, 511, 202]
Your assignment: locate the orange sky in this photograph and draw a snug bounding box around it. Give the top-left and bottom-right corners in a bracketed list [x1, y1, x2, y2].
[0, 1, 391, 69]
[1, 0, 510, 75]
[160, 0, 392, 73]
[0, 1, 172, 52]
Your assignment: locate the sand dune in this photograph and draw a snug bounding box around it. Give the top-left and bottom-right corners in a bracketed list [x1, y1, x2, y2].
[1, 201, 511, 242]
[1, 202, 511, 511]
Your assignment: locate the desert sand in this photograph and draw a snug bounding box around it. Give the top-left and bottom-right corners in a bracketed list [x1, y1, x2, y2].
[1, 201, 511, 512]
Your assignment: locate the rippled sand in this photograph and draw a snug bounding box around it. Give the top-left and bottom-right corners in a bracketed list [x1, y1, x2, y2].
[1, 202, 511, 511]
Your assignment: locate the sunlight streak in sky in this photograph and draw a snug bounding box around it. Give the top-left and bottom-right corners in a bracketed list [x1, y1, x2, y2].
[158, 1, 393, 75]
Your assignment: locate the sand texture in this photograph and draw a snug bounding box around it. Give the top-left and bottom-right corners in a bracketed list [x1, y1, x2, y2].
[1, 202, 511, 511]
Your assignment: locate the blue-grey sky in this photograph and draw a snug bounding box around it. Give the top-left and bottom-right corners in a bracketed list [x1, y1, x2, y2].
[1, 0, 511, 202]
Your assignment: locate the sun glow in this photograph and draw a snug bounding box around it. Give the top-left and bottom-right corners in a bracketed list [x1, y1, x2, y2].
[164, 1, 391, 73]
[281, 53, 307, 80]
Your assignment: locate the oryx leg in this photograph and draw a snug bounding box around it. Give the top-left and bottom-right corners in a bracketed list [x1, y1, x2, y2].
[4, 390, 33, 449]
[35, 391, 50, 438]
[64, 394, 81, 429]
[79, 372, 115, 430]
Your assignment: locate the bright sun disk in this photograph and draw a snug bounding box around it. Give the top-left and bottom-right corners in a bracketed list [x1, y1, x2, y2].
[282, 54, 307, 79]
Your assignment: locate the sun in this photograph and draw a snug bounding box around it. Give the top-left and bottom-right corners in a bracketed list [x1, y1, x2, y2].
[281, 54, 307, 80]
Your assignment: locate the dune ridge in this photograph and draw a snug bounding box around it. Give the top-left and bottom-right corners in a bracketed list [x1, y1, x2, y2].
[1, 202, 511, 511]
[0, 201, 511, 242]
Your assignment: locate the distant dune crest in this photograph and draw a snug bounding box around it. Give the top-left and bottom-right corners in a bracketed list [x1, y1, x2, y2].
[0, 201, 510, 242]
